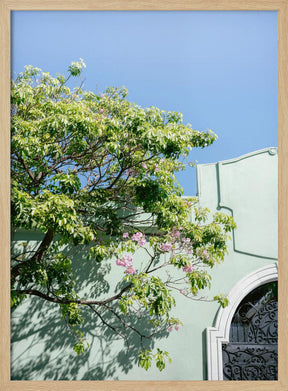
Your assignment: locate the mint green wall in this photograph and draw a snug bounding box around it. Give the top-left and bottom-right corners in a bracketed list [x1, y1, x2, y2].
[11, 148, 278, 380]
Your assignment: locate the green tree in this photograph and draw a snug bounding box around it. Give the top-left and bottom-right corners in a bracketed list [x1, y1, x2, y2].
[11, 60, 236, 371]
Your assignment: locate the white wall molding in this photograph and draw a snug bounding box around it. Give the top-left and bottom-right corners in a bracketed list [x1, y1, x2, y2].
[206, 263, 278, 380]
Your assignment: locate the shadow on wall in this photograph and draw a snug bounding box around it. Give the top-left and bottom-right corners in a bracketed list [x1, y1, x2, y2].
[202, 330, 207, 380]
[11, 238, 170, 380]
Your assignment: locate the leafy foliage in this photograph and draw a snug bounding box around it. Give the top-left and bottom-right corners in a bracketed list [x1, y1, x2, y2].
[11, 60, 236, 371]
[138, 349, 171, 371]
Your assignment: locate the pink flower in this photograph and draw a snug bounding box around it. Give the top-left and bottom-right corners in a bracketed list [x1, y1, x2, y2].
[183, 264, 194, 273]
[116, 259, 126, 267]
[160, 158, 164, 163]
[132, 232, 140, 240]
[202, 249, 210, 260]
[196, 248, 210, 260]
[182, 237, 191, 244]
[123, 233, 129, 238]
[141, 162, 147, 169]
[131, 232, 146, 246]
[167, 326, 173, 332]
[154, 164, 159, 172]
[175, 325, 180, 331]
[98, 109, 104, 114]
[159, 242, 172, 252]
[179, 289, 184, 294]
[125, 267, 136, 275]
[123, 255, 133, 267]
[116, 255, 133, 268]
[172, 226, 182, 236]
[126, 168, 137, 177]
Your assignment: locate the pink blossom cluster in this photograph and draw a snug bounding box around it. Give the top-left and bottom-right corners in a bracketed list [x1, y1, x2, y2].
[182, 264, 194, 273]
[202, 249, 210, 260]
[126, 168, 138, 177]
[159, 242, 173, 252]
[141, 162, 159, 173]
[175, 233, 194, 255]
[151, 158, 164, 173]
[116, 255, 136, 275]
[170, 226, 183, 242]
[196, 248, 210, 261]
[125, 267, 136, 275]
[116, 254, 133, 267]
[173, 230, 181, 238]
[168, 325, 180, 332]
[181, 237, 191, 244]
[131, 232, 146, 247]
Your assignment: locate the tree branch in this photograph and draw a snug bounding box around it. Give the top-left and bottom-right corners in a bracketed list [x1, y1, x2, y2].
[86, 304, 125, 339]
[13, 152, 35, 182]
[13, 282, 132, 306]
[11, 228, 54, 280]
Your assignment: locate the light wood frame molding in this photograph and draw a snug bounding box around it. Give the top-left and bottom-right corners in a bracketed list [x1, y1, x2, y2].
[1, 1, 287, 390]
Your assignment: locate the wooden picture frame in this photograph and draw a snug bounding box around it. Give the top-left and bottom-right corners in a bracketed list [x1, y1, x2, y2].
[1, 1, 287, 390]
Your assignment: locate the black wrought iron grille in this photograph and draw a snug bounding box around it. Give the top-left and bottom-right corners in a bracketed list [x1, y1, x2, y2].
[222, 282, 278, 380]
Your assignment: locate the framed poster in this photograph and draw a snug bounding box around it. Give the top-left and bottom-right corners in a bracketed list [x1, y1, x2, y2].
[1, 1, 287, 390]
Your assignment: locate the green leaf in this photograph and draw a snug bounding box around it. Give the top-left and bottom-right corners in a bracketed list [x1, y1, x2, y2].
[214, 294, 229, 308]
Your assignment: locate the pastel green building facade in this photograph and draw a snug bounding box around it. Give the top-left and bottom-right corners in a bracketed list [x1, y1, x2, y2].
[11, 148, 278, 380]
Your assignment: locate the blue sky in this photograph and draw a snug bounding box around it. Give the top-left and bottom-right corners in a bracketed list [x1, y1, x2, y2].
[11, 11, 278, 195]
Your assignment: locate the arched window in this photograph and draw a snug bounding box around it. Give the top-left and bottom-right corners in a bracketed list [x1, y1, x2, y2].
[206, 264, 278, 380]
[222, 281, 278, 380]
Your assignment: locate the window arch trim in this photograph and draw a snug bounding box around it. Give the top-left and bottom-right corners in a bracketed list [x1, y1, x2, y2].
[206, 263, 278, 380]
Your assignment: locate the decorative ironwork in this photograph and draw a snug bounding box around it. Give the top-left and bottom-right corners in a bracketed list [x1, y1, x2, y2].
[222, 344, 278, 380]
[222, 282, 278, 380]
[248, 300, 277, 344]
